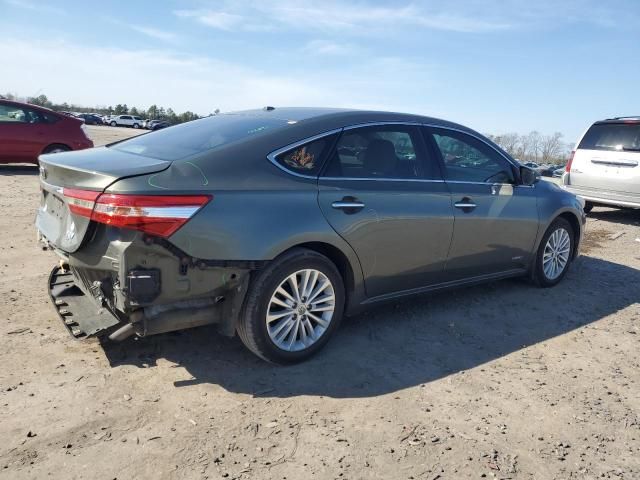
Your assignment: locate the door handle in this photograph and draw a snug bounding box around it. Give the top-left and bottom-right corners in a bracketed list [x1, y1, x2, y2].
[332, 200, 365, 210]
[454, 198, 477, 210]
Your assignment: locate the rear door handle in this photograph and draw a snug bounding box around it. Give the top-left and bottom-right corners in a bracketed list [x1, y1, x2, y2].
[332, 200, 365, 210]
[454, 198, 477, 210]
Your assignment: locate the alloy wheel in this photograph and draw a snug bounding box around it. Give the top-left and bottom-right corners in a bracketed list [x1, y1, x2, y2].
[542, 228, 571, 280]
[266, 269, 335, 352]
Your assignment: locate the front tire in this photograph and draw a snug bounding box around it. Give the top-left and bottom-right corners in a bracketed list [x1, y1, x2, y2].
[237, 248, 345, 364]
[133, 123, 140, 129]
[534, 218, 575, 287]
[110, 121, 117, 127]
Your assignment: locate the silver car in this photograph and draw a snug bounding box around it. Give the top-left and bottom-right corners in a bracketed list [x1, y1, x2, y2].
[563, 117, 640, 211]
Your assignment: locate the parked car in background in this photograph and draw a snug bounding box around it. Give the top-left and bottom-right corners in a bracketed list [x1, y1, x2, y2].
[537, 164, 557, 177]
[563, 116, 640, 212]
[151, 121, 170, 131]
[109, 115, 144, 128]
[0, 99, 93, 164]
[552, 166, 565, 178]
[35, 107, 584, 363]
[523, 161, 539, 169]
[146, 119, 162, 130]
[76, 113, 103, 125]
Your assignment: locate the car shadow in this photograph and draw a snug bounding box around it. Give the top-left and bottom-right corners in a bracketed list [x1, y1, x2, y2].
[0, 164, 39, 175]
[102, 255, 639, 399]
[589, 207, 640, 227]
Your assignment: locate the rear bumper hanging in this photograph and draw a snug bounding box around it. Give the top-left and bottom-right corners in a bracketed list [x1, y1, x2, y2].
[48, 265, 120, 339]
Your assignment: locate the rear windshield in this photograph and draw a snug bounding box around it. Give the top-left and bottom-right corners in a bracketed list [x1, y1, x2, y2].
[110, 114, 290, 160]
[579, 123, 640, 152]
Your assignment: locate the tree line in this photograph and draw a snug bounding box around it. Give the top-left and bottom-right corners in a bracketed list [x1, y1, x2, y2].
[487, 131, 569, 165]
[2, 92, 571, 163]
[2, 93, 220, 126]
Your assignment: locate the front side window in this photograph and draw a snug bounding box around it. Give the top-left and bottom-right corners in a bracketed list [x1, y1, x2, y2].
[323, 125, 431, 179]
[430, 129, 514, 184]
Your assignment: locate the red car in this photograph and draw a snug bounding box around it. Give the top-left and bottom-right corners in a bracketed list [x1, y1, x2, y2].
[0, 99, 93, 164]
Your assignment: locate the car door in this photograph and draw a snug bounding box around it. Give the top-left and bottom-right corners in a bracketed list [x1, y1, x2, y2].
[424, 126, 539, 280]
[0, 102, 41, 162]
[317, 124, 454, 298]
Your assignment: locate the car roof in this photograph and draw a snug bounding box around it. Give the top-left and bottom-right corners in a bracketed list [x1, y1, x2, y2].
[596, 116, 640, 124]
[222, 107, 476, 136]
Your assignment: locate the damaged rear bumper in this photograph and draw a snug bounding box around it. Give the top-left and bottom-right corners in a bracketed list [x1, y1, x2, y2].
[49, 265, 120, 338]
[43, 225, 256, 340]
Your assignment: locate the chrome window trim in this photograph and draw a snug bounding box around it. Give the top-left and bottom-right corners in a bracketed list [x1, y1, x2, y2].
[321, 176, 444, 184]
[266, 128, 343, 179]
[266, 121, 527, 186]
[342, 121, 423, 130]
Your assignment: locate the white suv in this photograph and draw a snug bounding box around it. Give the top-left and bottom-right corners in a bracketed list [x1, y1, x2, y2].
[563, 117, 640, 212]
[109, 115, 144, 128]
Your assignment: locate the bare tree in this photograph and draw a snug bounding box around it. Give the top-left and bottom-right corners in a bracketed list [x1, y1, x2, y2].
[540, 132, 565, 164]
[526, 131, 542, 163]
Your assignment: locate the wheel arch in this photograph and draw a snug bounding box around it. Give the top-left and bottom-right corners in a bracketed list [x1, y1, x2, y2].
[271, 240, 365, 314]
[556, 211, 582, 259]
[41, 143, 71, 155]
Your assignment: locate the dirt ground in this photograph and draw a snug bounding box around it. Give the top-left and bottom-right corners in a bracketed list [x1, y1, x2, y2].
[1, 126, 639, 480]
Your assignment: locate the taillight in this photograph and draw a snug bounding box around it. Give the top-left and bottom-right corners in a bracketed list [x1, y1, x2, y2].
[64, 188, 100, 217]
[63, 188, 211, 237]
[565, 150, 575, 172]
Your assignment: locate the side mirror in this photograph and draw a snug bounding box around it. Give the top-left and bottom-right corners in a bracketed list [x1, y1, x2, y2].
[520, 166, 538, 186]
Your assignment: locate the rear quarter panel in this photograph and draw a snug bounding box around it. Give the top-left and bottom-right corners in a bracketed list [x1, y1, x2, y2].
[106, 148, 367, 307]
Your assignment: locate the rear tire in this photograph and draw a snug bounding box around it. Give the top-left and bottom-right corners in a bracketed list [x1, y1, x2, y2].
[42, 144, 70, 155]
[533, 218, 575, 287]
[237, 248, 345, 364]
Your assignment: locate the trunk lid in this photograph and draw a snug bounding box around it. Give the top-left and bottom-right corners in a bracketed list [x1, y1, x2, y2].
[36, 147, 171, 252]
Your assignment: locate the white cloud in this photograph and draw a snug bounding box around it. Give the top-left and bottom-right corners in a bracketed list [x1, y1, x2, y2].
[174, 9, 244, 31]
[0, 38, 436, 116]
[174, 1, 514, 34]
[128, 24, 178, 42]
[3, 0, 65, 15]
[173, 0, 630, 35]
[303, 40, 358, 56]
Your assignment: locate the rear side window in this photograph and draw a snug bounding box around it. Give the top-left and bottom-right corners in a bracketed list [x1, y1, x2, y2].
[323, 125, 436, 179]
[273, 134, 338, 176]
[0, 104, 57, 124]
[111, 114, 290, 161]
[579, 123, 640, 152]
[0, 103, 27, 122]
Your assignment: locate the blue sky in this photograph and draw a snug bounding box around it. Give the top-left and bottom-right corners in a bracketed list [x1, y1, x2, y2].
[1, 0, 639, 141]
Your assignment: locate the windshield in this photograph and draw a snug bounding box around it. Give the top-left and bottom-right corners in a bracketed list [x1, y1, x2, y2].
[110, 114, 290, 160]
[579, 123, 640, 152]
